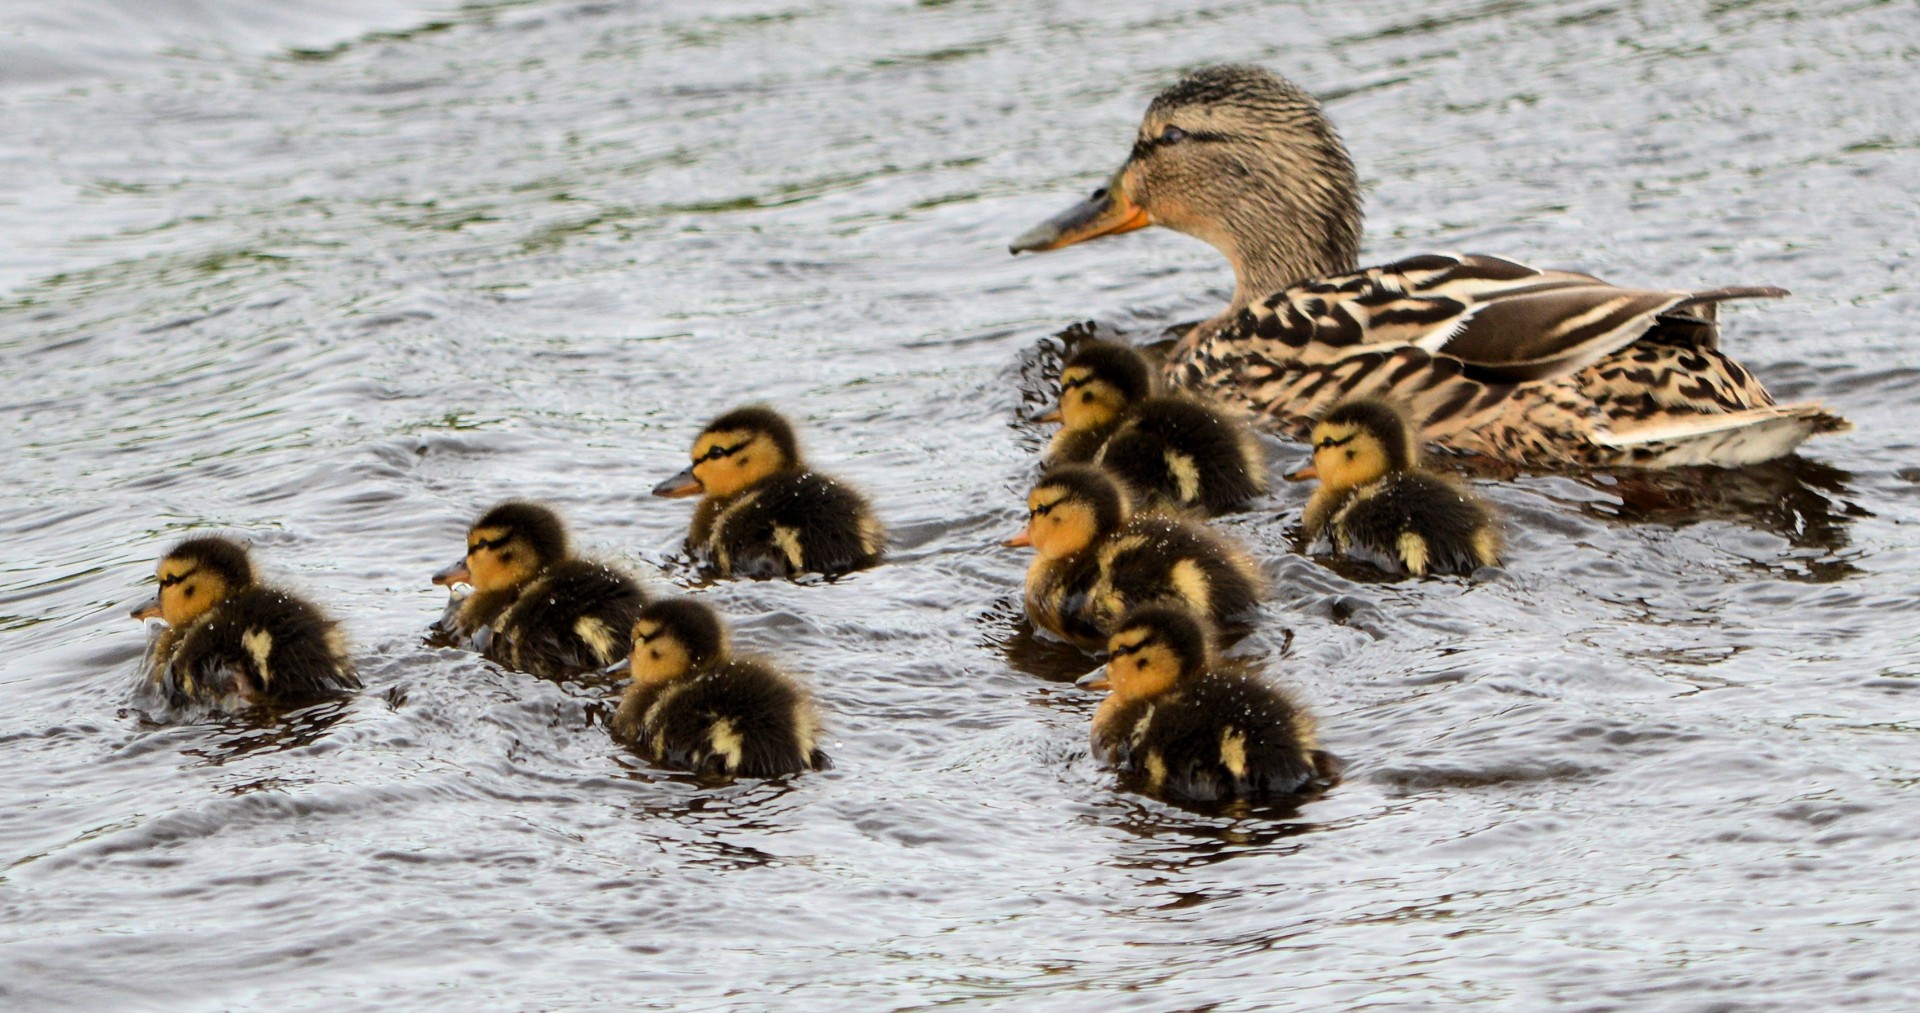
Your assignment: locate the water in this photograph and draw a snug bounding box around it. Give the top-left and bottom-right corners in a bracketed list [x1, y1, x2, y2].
[3, 0, 1918, 1007]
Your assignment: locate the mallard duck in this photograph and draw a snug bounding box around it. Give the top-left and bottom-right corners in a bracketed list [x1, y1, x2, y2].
[610, 597, 831, 777]
[130, 536, 358, 709]
[1289, 398, 1502, 576]
[653, 405, 884, 579]
[1011, 64, 1849, 468]
[1041, 339, 1267, 515]
[432, 500, 648, 678]
[1076, 604, 1338, 801]
[1007, 464, 1261, 651]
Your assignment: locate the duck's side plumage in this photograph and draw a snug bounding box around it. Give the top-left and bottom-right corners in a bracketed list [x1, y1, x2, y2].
[1028, 515, 1261, 650]
[1094, 395, 1266, 514]
[156, 586, 358, 707]
[489, 560, 646, 678]
[693, 470, 884, 578]
[613, 657, 830, 778]
[1093, 667, 1322, 802]
[1310, 471, 1501, 577]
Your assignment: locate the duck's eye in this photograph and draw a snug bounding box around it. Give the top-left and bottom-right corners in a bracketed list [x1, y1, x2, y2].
[1160, 125, 1188, 144]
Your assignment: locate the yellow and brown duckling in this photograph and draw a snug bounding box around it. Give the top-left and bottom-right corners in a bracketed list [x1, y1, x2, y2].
[1012, 64, 1847, 468]
[432, 500, 648, 678]
[131, 536, 358, 709]
[1042, 339, 1266, 515]
[1008, 464, 1262, 652]
[653, 405, 884, 579]
[1077, 605, 1337, 802]
[1291, 398, 1502, 577]
[610, 597, 830, 778]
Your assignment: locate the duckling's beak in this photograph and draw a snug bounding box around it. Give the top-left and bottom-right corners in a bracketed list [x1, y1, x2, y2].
[1002, 524, 1033, 548]
[1036, 406, 1064, 424]
[1075, 664, 1112, 691]
[432, 558, 471, 587]
[1284, 462, 1319, 482]
[1009, 170, 1150, 254]
[652, 465, 703, 499]
[130, 596, 162, 621]
[600, 657, 632, 678]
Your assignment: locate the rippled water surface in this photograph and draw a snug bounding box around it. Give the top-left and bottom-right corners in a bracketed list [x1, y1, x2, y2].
[4, 1, 1919, 1008]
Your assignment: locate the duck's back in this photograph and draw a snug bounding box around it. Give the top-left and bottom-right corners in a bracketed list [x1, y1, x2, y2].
[1332, 471, 1499, 576]
[493, 560, 646, 677]
[620, 659, 829, 777]
[1096, 516, 1261, 631]
[165, 586, 358, 706]
[704, 470, 883, 578]
[1096, 395, 1265, 515]
[1113, 670, 1320, 801]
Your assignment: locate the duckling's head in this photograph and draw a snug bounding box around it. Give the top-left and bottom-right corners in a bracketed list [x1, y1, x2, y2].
[131, 536, 255, 627]
[1007, 464, 1129, 561]
[1293, 398, 1418, 492]
[628, 597, 729, 686]
[1011, 64, 1361, 311]
[654, 405, 802, 500]
[433, 500, 569, 594]
[1044, 341, 1154, 431]
[1078, 604, 1212, 700]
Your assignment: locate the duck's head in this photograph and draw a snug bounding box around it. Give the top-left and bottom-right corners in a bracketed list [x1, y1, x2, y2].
[1076, 604, 1212, 699]
[627, 597, 729, 687]
[1006, 464, 1129, 561]
[433, 500, 569, 594]
[1288, 397, 1418, 492]
[1010, 64, 1361, 314]
[1042, 341, 1155, 431]
[654, 405, 801, 500]
[131, 536, 255, 626]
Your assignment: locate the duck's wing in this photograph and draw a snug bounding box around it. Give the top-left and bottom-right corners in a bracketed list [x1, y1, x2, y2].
[1233, 253, 1786, 382]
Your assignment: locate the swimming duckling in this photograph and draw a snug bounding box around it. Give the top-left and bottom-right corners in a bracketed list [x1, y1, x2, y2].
[432, 500, 648, 678]
[653, 405, 884, 579]
[1008, 464, 1262, 652]
[611, 597, 830, 778]
[1077, 605, 1337, 801]
[131, 536, 358, 709]
[1290, 398, 1502, 577]
[1042, 340, 1267, 515]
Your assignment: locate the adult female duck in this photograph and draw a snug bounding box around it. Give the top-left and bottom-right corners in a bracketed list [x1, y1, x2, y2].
[1011, 64, 1848, 468]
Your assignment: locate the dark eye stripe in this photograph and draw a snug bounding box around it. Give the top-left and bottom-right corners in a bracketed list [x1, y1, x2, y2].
[470, 534, 511, 553]
[1131, 129, 1231, 160]
[159, 567, 198, 588]
[1318, 434, 1356, 450]
[699, 441, 747, 463]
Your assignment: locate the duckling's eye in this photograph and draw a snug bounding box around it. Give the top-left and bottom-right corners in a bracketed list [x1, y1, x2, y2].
[1160, 125, 1188, 144]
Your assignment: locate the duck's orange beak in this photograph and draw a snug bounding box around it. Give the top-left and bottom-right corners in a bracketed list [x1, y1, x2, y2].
[1009, 169, 1150, 254]
[130, 596, 162, 621]
[1036, 406, 1064, 424]
[1002, 525, 1033, 549]
[1284, 462, 1319, 482]
[651, 465, 703, 499]
[432, 558, 471, 587]
[1074, 664, 1111, 691]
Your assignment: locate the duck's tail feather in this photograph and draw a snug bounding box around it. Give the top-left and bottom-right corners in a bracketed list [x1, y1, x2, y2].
[1595, 402, 1851, 468]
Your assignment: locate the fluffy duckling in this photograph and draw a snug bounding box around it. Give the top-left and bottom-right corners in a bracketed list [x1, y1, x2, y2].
[131, 536, 358, 709]
[1008, 464, 1262, 651]
[1042, 340, 1267, 515]
[432, 501, 648, 678]
[610, 598, 830, 778]
[1291, 398, 1502, 576]
[653, 405, 884, 579]
[1077, 605, 1337, 801]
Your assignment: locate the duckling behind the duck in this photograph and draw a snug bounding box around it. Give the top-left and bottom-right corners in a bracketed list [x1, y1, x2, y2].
[1292, 398, 1502, 577]
[654, 405, 884, 579]
[432, 501, 648, 678]
[1043, 340, 1267, 516]
[611, 597, 830, 778]
[1078, 605, 1337, 801]
[1009, 464, 1262, 651]
[131, 536, 358, 709]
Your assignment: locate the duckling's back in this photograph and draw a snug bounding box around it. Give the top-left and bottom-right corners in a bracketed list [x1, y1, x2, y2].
[1095, 515, 1263, 632]
[703, 470, 883, 578]
[1331, 471, 1501, 576]
[1097, 396, 1266, 515]
[163, 585, 358, 706]
[492, 560, 647, 677]
[619, 658, 829, 778]
[1104, 669, 1321, 801]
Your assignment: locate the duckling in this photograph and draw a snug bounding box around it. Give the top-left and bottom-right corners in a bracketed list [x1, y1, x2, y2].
[1007, 464, 1261, 652]
[431, 500, 648, 678]
[610, 597, 830, 778]
[1290, 398, 1502, 577]
[1011, 64, 1848, 467]
[1077, 604, 1337, 801]
[653, 405, 884, 579]
[1042, 339, 1267, 515]
[130, 536, 358, 709]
